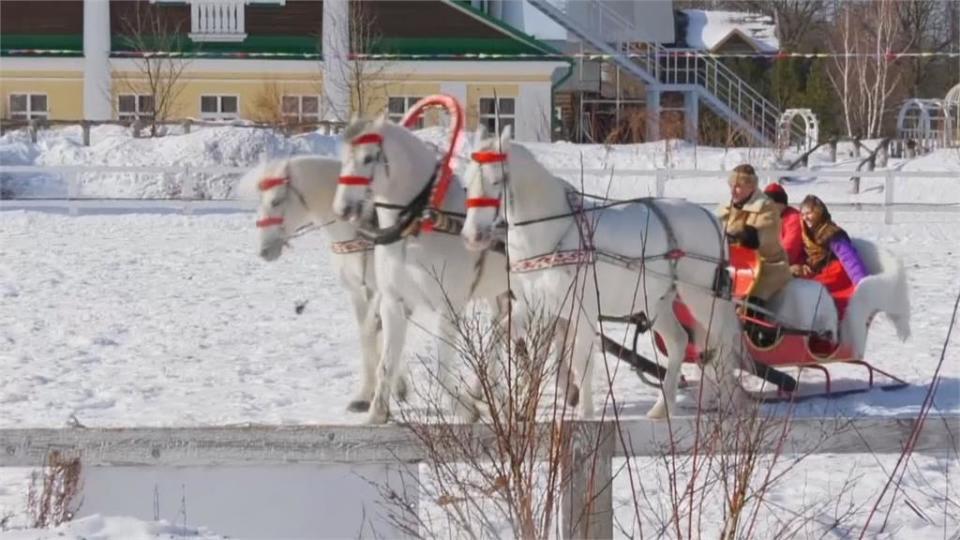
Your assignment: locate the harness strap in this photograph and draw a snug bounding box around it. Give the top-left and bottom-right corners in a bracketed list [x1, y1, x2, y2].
[331, 237, 375, 255]
[641, 199, 680, 282]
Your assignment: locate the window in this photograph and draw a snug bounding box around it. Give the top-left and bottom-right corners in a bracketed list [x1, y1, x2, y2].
[117, 94, 155, 122]
[200, 95, 239, 121]
[478, 97, 515, 135]
[8, 93, 48, 120]
[282, 95, 320, 124]
[387, 96, 424, 128]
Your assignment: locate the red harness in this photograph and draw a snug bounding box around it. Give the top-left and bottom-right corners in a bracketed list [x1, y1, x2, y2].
[337, 133, 384, 187]
[466, 151, 507, 209]
[255, 176, 289, 228]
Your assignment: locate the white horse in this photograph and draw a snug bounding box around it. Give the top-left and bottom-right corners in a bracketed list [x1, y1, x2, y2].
[240, 155, 406, 413]
[332, 117, 516, 424]
[461, 127, 747, 418]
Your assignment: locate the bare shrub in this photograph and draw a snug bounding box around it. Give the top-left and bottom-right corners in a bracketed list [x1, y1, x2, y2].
[27, 451, 82, 528]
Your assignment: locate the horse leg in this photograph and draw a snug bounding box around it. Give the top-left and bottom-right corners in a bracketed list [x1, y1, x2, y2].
[472, 293, 513, 417]
[435, 317, 481, 422]
[367, 295, 408, 424]
[346, 287, 379, 413]
[552, 318, 579, 409]
[567, 314, 597, 419]
[679, 288, 747, 414]
[647, 291, 687, 419]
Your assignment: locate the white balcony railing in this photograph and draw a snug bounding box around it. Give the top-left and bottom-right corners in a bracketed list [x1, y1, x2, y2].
[189, 0, 247, 42]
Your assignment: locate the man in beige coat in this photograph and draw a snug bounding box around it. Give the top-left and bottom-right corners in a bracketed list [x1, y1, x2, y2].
[717, 164, 792, 304]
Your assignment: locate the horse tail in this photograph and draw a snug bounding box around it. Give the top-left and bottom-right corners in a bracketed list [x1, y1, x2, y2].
[841, 240, 911, 358]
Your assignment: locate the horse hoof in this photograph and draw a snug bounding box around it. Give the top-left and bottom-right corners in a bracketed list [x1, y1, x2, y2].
[566, 386, 580, 408]
[347, 400, 371, 413]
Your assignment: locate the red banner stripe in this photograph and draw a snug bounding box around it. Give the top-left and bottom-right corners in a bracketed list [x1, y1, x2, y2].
[256, 216, 284, 228]
[258, 177, 288, 191]
[338, 176, 372, 186]
[351, 133, 383, 145]
[472, 151, 507, 164]
[465, 197, 501, 209]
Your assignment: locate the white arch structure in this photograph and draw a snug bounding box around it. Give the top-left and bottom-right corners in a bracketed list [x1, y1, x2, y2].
[896, 96, 955, 150]
[778, 108, 819, 151]
[946, 83, 960, 145]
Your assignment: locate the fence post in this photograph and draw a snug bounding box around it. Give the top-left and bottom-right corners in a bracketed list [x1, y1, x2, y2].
[82, 121, 91, 147]
[884, 171, 895, 225]
[132, 119, 142, 139]
[67, 171, 79, 216]
[562, 422, 614, 540]
[182, 165, 195, 216]
[655, 170, 666, 198]
[29, 118, 39, 143]
[877, 139, 888, 168]
[828, 138, 837, 163]
[852, 137, 861, 158]
[183, 119, 192, 134]
[906, 139, 917, 159]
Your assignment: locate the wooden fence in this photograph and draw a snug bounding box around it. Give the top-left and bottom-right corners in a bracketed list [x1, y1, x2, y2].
[1, 415, 956, 539]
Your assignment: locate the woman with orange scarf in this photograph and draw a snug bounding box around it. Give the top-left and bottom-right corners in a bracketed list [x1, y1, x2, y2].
[792, 195, 869, 317]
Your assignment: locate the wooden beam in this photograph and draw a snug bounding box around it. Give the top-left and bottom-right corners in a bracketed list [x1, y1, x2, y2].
[0, 416, 956, 468]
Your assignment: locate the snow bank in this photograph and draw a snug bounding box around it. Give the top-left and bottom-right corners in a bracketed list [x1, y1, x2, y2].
[1, 125, 957, 205]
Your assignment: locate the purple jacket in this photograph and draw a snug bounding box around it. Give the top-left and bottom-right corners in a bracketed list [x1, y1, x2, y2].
[828, 234, 869, 284]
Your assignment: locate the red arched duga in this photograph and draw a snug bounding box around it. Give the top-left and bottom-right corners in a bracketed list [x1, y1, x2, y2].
[399, 94, 465, 233]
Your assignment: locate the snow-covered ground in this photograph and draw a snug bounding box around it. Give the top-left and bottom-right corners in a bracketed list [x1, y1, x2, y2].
[1, 125, 958, 538]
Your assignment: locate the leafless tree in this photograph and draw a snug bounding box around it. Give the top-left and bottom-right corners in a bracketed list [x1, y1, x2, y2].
[115, 2, 189, 137]
[893, 0, 958, 97]
[826, 0, 907, 138]
[321, 1, 391, 121]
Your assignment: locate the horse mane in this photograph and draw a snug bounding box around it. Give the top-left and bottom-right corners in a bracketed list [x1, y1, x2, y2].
[343, 119, 375, 141]
[236, 159, 287, 200]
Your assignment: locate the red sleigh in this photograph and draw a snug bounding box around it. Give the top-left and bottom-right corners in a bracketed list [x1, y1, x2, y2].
[606, 246, 908, 401]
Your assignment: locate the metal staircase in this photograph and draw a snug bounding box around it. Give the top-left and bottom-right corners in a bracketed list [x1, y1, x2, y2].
[527, 0, 802, 146]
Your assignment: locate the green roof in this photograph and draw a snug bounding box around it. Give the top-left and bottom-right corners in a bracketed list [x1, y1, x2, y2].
[3, 2, 564, 60]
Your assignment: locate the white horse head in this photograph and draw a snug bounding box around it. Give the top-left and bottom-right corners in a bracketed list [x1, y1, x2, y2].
[462, 124, 512, 251]
[241, 157, 341, 261]
[332, 115, 438, 225]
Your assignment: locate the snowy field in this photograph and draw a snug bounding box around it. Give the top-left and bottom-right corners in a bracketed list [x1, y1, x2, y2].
[1, 125, 959, 538]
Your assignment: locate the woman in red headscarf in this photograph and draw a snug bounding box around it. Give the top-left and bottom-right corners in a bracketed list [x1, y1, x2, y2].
[792, 195, 870, 317]
[763, 182, 804, 266]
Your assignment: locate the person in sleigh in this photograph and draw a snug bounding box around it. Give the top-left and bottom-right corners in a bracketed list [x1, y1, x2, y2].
[718, 164, 793, 344]
[792, 195, 869, 317]
[763, 182, 804, 266]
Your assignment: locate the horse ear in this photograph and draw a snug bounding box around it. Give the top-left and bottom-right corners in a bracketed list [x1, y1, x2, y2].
[499, 124, 513, 149]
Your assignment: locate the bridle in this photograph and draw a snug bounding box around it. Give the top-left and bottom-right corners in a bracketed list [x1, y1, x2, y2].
[337, 132, 387, 188]
[337, 130, 442, 245]
[466, 150, 509, 229]
[255, 176, 310, 230]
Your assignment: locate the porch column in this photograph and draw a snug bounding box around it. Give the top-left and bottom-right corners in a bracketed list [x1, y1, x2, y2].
[83, 0, 112, 120]
[645, 86, 661, 142]
[322, 0, 351, 122]
[683, 90, 698, 143]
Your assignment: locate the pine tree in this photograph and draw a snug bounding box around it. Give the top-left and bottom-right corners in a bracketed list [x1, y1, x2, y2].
[770, 57, 803, 109]
[798, 58, 839, 138]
